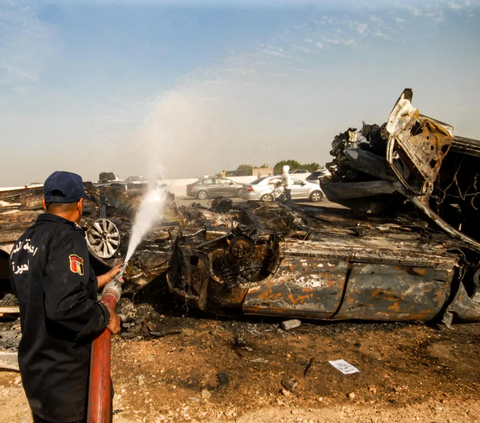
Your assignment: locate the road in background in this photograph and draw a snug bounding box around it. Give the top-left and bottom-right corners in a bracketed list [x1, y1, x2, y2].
[174, 196, 345, 209]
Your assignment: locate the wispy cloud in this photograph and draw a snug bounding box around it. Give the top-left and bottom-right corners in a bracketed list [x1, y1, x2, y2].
[260, 48, 285, 57]
[322, 35, 340, 45]
[427, 9, 446, 22]
[408, 7, 424, 17]
[0, 1, 57, 88]
[349, 21, 369, 35]
[374, 30, 391, 40]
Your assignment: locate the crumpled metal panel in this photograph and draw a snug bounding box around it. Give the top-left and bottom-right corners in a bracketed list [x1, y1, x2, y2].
[242, 257, 348, 318]
[444, 282, 480, 323]
[386, 88, 454, 195]
[334, 263, 454, 321]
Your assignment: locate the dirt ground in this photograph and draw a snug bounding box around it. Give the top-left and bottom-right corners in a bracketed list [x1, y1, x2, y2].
[1, 288, 480, 423]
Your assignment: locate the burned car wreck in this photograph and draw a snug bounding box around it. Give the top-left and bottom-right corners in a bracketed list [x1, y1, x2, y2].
[0, 181, 178, 294]
[168, 200, 468, 324]
[0, 89, 479, 325]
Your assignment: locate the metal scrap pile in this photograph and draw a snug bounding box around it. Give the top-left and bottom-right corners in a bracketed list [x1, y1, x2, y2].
[322, 89, 480, 250]
[167, 200, 479, 324]
[1, 89, 480, 325]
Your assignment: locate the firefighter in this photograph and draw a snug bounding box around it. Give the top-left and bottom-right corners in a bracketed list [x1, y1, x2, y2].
[9, 171, 121, 423]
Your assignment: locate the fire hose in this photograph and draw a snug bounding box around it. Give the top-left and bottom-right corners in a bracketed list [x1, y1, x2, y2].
[87, 274, 123, 423]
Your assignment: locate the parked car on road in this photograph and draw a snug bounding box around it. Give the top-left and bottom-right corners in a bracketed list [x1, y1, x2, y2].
[289, 169, 309, 174]
[241, 175, 323, 202]
[186, 177, 247, 200]
[125, 175, 147, 182]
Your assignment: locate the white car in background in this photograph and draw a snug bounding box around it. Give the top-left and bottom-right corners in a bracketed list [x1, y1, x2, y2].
[288, 169, 311, 180]
[241, 175, 324, 202]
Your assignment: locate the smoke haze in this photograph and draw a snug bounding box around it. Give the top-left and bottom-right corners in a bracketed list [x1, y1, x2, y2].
[1, 1, 479, 186]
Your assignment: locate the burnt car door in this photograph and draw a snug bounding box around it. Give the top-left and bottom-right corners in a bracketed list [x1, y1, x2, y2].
[242, 231, 458, 321]
[242, 241, 349, 319]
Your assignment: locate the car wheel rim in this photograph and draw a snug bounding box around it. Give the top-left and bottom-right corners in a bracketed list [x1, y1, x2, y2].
[87, 219, 120, 259]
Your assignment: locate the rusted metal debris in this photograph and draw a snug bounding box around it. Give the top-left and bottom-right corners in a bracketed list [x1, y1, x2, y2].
[0, 351, 19, 371]
[166, 200, 479, 323]
[322, 89, 480, 250]
[0, 306, 19, 317]
[1, 89, 479, 325]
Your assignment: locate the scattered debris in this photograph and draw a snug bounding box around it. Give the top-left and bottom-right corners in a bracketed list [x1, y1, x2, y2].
[0, 306, 19, 317]
[201, 389, 212, 399]
[149, 330, 182, 338]
[329, 359, 360, 375]
[250, 358, 269, 363]
[304, 357, 315, 377]
[0, 351, 19, 371]
[217, 372, 230, 389]
[281, 377, 299, 393]
[281, 319, 302, 331]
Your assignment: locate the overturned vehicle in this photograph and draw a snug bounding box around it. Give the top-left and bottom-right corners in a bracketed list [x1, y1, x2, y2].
[166, 89, 480, 325]
[1, 89, 479, 325]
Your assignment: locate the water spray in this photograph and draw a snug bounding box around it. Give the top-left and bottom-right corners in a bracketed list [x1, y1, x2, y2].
[119, 261, 128, 278]
[123, 181, 168, 269]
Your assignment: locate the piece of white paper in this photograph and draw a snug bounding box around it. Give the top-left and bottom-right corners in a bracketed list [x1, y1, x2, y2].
[329, 359, 360, 375]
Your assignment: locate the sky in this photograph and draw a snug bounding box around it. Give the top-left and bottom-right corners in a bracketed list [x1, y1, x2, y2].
[1, 0, 479, 186]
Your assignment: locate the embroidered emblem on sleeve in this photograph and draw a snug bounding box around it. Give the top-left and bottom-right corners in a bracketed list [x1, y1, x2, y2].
[69, 254, 85, 276]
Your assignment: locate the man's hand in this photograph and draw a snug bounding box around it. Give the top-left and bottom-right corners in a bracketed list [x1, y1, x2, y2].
[101, 302, 121, 334]
[97, 263, 123, 289]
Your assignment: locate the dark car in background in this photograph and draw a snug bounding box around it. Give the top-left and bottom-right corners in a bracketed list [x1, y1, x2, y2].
[186, 177, 247, 200]
[306, 169, 331, 182]
[288, 169, 309, 175]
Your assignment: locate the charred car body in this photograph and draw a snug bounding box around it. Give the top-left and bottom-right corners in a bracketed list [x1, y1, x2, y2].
[0, 182, 178, 294]
[1, 89, 479, 325]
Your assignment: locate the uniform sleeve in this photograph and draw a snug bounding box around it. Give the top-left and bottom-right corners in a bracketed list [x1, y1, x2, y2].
[43, 231, 110, 341]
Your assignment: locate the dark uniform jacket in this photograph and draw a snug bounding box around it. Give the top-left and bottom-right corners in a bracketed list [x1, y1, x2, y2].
[9, 213, 110, 422]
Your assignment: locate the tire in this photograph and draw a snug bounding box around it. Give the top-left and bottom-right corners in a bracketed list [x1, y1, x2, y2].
[261, 194, 274, 202]
[86, 219, 121, 259]
[197, 190, 208, 200]
[309, 190, 323, 202]
[236, 188, 244, 198]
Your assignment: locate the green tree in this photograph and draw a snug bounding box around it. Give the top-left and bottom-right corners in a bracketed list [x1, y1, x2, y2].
[303, 162, 321, 172]
[273, 160, 322, 174]
[273, 160, 301, 174]
[236, 164, 253, 176]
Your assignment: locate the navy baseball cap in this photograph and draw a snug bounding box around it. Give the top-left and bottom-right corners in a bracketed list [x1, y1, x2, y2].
[44, 171, 89, 203]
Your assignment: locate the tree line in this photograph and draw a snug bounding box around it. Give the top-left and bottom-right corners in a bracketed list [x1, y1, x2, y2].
[235, 160, 322, 176]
